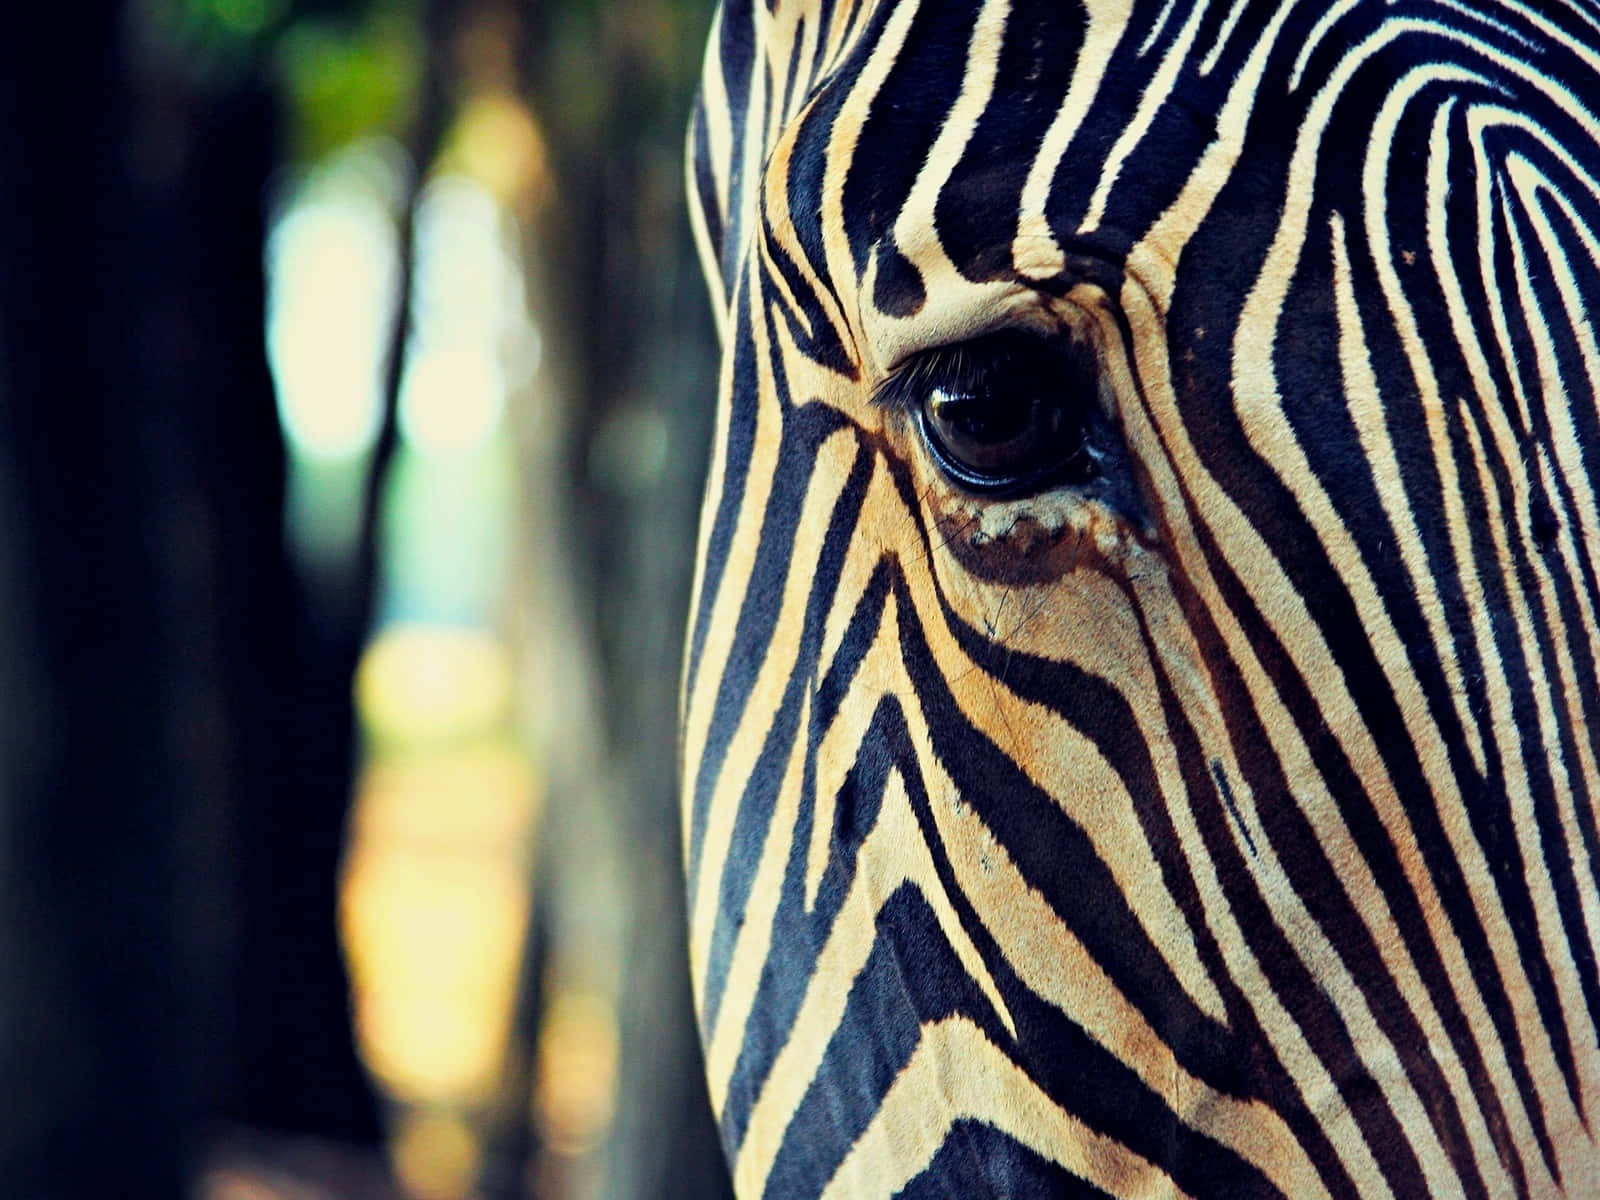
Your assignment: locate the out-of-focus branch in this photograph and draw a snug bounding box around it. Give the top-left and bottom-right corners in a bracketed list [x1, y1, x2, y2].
[355, 0, 456, 643]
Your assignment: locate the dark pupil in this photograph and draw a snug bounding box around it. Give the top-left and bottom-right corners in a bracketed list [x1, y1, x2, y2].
[931, 389, 1034, 445]
[916, 333, 1093, 491]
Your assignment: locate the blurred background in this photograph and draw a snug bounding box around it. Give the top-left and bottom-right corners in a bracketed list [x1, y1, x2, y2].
[0, 1, 731, 1197]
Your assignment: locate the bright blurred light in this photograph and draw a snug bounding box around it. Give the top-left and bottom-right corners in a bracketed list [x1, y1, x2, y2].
[450, 93, 550, 211]
[377, 438, 515, 629]
[398, 346, 505, 456]
[410, 175, 505, 338]
[398, 174, 540, 456]
[356, 624, 515, 746]
[342, 623, 537, 1116]
[342, 817, 529, 1103]
[266, 143, 403, 462]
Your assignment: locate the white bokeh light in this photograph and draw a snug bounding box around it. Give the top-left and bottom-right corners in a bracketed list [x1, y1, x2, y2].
[398, 174, 537, 456]
[398, 346, 506, 456]
[266, 151, 402, 461]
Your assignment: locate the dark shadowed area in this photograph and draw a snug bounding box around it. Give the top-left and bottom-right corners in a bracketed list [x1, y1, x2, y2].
[0, 1, 730, 1197]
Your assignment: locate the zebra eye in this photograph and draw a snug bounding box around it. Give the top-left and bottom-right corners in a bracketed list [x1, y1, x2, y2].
[883, 330, 1099, 495]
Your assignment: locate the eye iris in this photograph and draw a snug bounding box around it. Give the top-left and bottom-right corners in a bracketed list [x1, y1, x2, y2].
[914, 333, 1094, 492]
[926, 387, 1047, 473]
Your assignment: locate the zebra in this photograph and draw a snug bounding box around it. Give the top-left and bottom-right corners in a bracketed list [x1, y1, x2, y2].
[679, 0, 1600, 1194]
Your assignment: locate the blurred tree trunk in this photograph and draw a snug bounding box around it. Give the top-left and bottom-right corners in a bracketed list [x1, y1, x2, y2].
[164, 77, 386, 1151]
[0, 4, 382, 1193]
[505, 0, 734, 1195]
[0, 4, 194, 1193]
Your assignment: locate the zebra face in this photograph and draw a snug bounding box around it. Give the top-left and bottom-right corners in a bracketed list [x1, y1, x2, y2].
[682, 1, 1600, 1196]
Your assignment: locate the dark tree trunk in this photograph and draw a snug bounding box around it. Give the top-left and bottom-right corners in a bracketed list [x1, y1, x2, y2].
[138, 64, 383, 1151]
[0, 4, 192, 1194]
[0, 4, 383, 1192]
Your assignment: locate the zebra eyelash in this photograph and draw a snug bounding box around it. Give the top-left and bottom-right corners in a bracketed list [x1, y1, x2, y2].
[870, 343, 990, 413]
[869, 330, 1098, 414]
[870, 336, 1043, 416]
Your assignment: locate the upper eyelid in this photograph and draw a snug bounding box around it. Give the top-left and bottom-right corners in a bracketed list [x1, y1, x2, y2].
[870, 326, 1083, 413]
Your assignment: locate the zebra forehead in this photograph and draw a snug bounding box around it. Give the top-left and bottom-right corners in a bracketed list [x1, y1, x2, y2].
[704, 0, 1597, 303]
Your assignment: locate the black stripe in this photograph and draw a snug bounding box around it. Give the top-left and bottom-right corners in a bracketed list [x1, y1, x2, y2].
[839, 0, 974, 277]
[761, 884, 1012, 1200]
[933, 0, 1088, 283]
[718, 691, 915, 1155]
[1134, 597, 1365, 1197]
[684, 268, 763, 709]
[896, 1120, 1115, 1200]
[698, 435, 874, 1033]
[1209, 760, 1259, 857]
[891, 618, 1289, 1199]
[685, 322, 850, 881]
[690, 95, 726, 285]
[714, 0, 758, 287]
[1172, 131, 1563, 1183]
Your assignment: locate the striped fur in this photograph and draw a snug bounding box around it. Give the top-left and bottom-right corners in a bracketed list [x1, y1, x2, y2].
[681, 1, 1600, 1195]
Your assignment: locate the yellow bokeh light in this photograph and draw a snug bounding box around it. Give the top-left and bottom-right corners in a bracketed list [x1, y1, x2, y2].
[342, 628, 540, 1111]
[342, 839, 528, 1104]
[535, 990, 621, 1158]
[353, 744, 536, 848]
[355, 625, 515, 747]
[390, 1109, 480, 1200]
[447, 93, 550, 213]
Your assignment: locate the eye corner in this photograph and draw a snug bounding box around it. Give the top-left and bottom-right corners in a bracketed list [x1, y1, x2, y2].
[868, 359, 921, 413]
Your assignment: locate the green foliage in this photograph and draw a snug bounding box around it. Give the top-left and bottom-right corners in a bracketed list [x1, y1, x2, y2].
[148, 0, 422, 163]
[276, 11, 422, 161]
[151, 0, 292, 57]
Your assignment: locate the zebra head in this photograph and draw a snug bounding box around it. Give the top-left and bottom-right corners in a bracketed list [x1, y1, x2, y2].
[681, 1, 1600, 1195]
